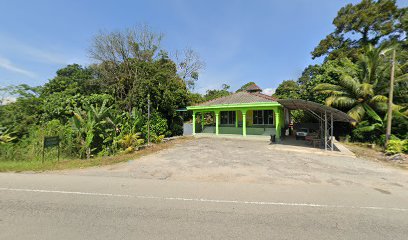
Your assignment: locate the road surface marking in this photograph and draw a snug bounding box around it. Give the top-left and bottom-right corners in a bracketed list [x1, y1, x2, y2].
[1, 187, 407, 212]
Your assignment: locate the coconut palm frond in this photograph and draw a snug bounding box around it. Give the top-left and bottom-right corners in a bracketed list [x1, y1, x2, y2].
[359, 44, 393, 85]
[391, 104, 408, 117]
[358, 83, 374, 98]
[326, 96, 356, 108]
[319, 90, 347, 96]
[339, 75, 360, 96]
[314, 83, 343, 91]
[395, 73, 408, 83]
[362, 103, 382, 122]
[357, 123, 382, 132]
[371, 101, 387, 112]
[370, 95, 388, 103]
[347, 104, 366, 122]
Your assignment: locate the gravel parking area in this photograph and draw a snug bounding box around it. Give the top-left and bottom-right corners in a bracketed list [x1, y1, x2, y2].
[64, 137, 408, 191]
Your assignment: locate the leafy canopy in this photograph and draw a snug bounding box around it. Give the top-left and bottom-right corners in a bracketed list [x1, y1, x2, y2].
[312, 0, 405, 60]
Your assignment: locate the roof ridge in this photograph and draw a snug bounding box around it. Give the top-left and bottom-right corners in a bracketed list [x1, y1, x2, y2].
[245, 83, 262, 91]
[250, 92, 278, 101]
[194, 91, 242, 106]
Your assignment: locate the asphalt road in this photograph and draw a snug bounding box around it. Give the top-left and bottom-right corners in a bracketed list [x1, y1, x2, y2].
[1, 173, 408, 240]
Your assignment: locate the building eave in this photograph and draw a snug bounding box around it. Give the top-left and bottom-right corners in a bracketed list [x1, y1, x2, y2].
[187, 102, 282, 111]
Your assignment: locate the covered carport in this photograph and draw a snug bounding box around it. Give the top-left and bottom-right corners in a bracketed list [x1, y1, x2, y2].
[277, 99, 356, 151]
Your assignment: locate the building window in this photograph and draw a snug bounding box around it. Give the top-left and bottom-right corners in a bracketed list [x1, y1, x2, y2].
[253, 110, 273, 125]
[220, 111, 236, 125]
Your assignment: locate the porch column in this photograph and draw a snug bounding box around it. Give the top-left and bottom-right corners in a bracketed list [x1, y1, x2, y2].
[241, 110, 247, 136]
[235, 111, 238, 128]
[275, 109, 281, 141]
[215, 111, 220, 135]
[192, 111, 196, 135]
[201, 112, 205, 131]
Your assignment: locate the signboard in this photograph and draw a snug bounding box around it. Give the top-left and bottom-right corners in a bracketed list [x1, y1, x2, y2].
[43, 136, 60, 162]
[44, 136, 60, 148]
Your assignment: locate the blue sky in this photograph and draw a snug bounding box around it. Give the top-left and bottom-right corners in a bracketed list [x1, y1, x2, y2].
[0, 0, 407, 94]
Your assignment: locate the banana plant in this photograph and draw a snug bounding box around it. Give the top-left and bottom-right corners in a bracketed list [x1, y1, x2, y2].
[72, 100, 112, 159]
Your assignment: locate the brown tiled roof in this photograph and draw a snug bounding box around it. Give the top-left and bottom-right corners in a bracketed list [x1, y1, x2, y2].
[195, 91, 278, 106]
[245, 83, 262, 91]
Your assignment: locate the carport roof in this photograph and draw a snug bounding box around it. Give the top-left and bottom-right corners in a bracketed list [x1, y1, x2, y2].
[277, 99, 355, 123]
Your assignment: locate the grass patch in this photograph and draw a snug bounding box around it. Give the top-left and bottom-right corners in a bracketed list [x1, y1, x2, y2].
[0, 136, 193, 172]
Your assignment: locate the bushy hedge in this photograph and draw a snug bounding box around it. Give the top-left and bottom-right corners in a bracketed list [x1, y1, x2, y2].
[386, 139, 408, 155]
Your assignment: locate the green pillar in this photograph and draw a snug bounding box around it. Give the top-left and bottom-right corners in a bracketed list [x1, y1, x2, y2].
[241, 110, 247, 136]
[275, 109, 280, 141]
[215, 111, 219, 135]
[192, 111, 196, 135]
[201, 113, 205, 131]
[235, 111, 238, 128]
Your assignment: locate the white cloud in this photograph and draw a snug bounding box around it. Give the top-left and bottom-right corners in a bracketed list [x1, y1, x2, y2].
[22, 46, 67, 65]
[0, 57, 36, 78]
[262, 88, 275, 96]
[0, 34, 68, 65]
[0, 96, 17, 105]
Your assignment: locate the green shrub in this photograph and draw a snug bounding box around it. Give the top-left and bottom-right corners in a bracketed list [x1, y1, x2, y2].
[142, 113, 169, 140]
[118, 133, 144, 150]
[0, 120, 77, 162]
[151, 134, 165, 143]
[376, 134, 400, 146]
[386, 139, 407, 155]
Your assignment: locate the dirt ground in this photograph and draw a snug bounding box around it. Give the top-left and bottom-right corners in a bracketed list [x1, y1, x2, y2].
[343, 142, 408, 170]
[61, 137, 408, 192]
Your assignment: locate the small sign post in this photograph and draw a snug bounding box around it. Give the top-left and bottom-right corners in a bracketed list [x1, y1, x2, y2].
[43, 136, 60, 163]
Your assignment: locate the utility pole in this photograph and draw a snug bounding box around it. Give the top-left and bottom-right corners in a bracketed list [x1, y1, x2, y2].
[385, 49, 396, 146]
[147, 94, 151, 146]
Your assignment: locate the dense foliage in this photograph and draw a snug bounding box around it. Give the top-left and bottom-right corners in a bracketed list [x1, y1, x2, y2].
[274, 0, 407, 149]
[0, 27, 204, 161]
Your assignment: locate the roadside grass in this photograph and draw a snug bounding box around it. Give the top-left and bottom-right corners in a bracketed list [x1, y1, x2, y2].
[343, 142, 408, 170]
[0, 136, 192, 172]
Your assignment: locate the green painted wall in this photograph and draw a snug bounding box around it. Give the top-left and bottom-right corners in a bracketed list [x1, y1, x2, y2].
[201, 126, 276, 136]
[188, 102, 284, 139]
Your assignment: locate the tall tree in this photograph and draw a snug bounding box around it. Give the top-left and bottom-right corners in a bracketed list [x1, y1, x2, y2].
[297, 60, 358, 104]
[273, 80, 300, 99]
[175, 48, 205, 91]
[89, 25, 163, 103]
[312, 0, 405, 60]
[0, 85, 42, 138]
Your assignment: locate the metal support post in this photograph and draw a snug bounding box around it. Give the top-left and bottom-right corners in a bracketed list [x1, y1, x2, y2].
[330, 112, 334, 151]
[324, 111, 327, 151]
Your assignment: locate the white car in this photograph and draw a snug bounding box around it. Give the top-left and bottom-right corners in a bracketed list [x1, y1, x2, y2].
[295, 128, 309, 140]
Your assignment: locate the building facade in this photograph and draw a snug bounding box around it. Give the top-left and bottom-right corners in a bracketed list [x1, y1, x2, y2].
[186, 84, 285, 139]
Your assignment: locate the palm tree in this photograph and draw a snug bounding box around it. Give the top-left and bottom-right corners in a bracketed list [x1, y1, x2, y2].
[314, 44, 407, 122]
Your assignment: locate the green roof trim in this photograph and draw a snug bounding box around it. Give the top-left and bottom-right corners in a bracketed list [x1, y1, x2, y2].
[187, 102, 281, 110]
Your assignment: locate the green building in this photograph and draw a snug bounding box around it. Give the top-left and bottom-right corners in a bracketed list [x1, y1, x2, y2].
[187, 84, 285, 139]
